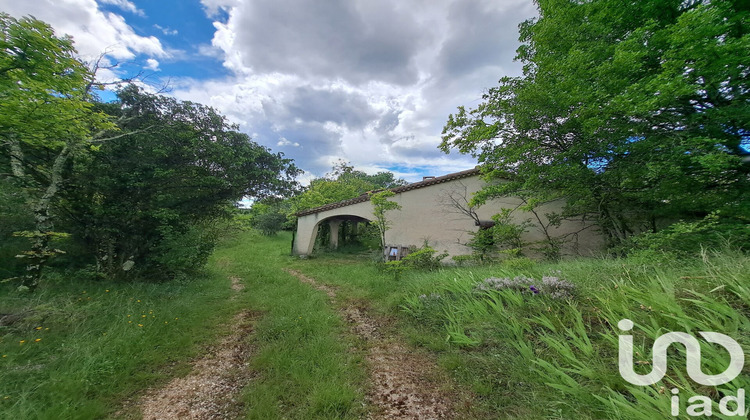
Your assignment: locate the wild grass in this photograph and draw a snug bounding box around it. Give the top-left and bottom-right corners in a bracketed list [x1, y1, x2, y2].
[288, 235, 749, 419]
[211, 231, 366, 419]
[0, 264, 237, 419]
[4, 230, 745, 419]
[400, 251, 750, 419]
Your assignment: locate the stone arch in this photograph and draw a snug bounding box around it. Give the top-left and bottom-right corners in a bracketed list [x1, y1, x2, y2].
[294, 200, 375, 255]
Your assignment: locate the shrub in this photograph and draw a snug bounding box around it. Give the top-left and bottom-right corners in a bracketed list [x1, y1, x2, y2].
[253, 211, 287, 236]
[384, 243, 448, 279]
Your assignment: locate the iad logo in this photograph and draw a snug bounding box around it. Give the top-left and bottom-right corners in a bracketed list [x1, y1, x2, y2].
[618, 319, 746, 417]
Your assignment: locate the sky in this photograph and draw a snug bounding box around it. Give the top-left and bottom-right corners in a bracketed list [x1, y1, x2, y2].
[1, 0, 537, 183]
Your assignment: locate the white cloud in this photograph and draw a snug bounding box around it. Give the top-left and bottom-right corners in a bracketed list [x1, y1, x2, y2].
[3, 0, 537, 180]
[153, 24, 178, 36]
[145, 58, 160, 71]
[167, 0, 537, 178]
[0, 0, 168, 62]
[277, 137, 300, 147]
[98, 0, 145, 17]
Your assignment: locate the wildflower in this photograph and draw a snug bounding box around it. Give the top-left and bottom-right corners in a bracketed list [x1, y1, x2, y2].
[127, 315, 131, 317]
[174, 317, 178, 320]
[2, 355, 6, 358]
[164, 321, 168, 324]
[35, 326, 42, 330]
[105, 290, 110, 293]
[19, 340, 25, 345]
[138, 324, 143, 327]
[128, 321, 132, 324]
[137, 300, 141, 303]
[142, 315, 146, 318]
[44, 328, 49, 331]
[34, 338, 41, 342]
[529, 285, 540, 294]
[82, 291, 86, 294]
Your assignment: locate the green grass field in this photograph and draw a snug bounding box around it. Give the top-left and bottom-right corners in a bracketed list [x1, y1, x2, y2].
[1, 230, 748, 419]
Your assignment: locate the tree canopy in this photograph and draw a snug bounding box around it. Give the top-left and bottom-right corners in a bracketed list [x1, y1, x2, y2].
[1, 14, 114, 290]
[63, 85, 299, 277]
[441, 0, 749, 247]
[1, 15, 300, 285]
[289, 161, 407, 214]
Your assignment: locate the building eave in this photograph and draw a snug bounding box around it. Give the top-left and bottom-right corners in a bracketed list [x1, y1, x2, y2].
[295, 167, 481, 217]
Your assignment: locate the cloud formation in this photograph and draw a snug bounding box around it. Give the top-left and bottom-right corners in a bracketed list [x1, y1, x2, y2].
[178, 0, 537, 178]
[1, 0, 167, 61]
[2, 0, 537, 181]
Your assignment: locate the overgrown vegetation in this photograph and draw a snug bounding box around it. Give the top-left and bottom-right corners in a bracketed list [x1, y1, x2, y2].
[1, 16, 298, 288]
[0, 260, 238, 419]
[441, 0, 750, 254]
[282, 232, 749, 419]
[212, 231, 366, 419]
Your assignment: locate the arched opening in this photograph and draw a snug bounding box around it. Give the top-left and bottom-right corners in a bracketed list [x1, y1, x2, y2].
[313, 215, 373, 253]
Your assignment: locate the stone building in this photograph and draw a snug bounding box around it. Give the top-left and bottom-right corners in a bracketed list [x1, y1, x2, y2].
[293, 168, 603, 260]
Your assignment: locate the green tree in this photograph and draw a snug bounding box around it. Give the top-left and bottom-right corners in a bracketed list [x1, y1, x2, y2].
[289, 161, 406, 214]
[62, 85, 299, 278]
[249, 197, 293, 235]
[370, 190, 401, 258]
[441, 0, 750, 248]
[0, 15, 114, 290]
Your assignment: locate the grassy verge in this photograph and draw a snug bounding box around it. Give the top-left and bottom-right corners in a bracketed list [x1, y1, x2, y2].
[210, 231, 366, 419]
[4, 230, 746, 419]
[286, 237, 750, 419]
[0, 261, 238, 419]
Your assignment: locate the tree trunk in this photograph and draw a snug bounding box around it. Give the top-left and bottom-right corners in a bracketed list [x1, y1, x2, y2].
[20, 145, 71, 291]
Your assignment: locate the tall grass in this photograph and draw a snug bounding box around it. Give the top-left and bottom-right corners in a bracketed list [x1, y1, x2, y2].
[0, 266, 237, 419]
[399, 251, 750, 418]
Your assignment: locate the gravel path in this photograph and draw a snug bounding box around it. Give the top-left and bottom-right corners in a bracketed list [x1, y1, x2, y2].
[285, 269, 455, 420]
[137, 276, 255, 420]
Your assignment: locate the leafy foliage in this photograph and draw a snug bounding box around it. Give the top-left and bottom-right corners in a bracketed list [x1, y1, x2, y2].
[369, 190, 401, 255]
[290, 161, 407, 215]
[61, 86, 299, 278]
[0, 15, 114, 290]
[440, 0, 750, 249]
[385, 243, 448, 279]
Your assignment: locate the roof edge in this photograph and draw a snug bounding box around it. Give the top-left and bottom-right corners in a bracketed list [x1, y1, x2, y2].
[295, 167, 480, 217]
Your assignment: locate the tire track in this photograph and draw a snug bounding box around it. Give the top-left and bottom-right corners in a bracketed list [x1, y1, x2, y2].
[284, 268, 454, 419]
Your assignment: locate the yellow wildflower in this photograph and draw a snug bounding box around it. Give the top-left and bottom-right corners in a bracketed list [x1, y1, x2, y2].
[34, 338, 41, 342]
[19, 340, 25, 345]
[138, 324, 143, 327]
[35, 326, 42, 330]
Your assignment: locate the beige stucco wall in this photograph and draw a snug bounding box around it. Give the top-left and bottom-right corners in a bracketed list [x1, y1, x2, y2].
[294, 174, 604, 259]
